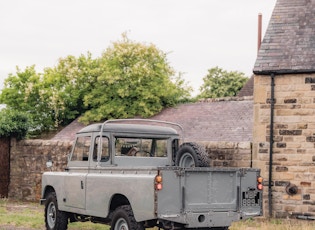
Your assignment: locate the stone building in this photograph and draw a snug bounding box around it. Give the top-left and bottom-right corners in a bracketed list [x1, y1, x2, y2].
[253, 0, 315, 218]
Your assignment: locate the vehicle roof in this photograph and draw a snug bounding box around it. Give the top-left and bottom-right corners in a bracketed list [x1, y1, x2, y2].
[77, 123, 179, 136]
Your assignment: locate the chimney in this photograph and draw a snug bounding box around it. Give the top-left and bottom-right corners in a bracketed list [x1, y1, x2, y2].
[257, 13, 262, 54]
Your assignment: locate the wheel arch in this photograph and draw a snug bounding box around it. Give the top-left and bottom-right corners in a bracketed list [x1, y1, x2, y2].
[109, 193, 131, 213]
[43, 185, 55, 199]
[109, 192, 156, 222]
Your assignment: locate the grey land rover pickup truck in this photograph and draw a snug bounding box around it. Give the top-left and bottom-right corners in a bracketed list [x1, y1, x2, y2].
[40, 119, 263, 230]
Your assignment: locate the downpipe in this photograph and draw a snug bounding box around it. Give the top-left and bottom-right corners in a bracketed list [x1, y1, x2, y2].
[268, 73, 275, 217]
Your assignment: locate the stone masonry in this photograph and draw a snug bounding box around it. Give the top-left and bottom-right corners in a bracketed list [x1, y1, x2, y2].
[9, 139, 72, 201]
[253, 74, 315, 218]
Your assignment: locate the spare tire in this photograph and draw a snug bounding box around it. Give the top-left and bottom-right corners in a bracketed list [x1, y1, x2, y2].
[175, 142, 210, 167]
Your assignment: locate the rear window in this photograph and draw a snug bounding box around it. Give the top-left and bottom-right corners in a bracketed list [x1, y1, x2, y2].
[115, 137, 167, 158]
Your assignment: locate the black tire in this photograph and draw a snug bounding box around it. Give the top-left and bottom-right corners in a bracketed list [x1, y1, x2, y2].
[45, 192, 68, 230]
[110, 205, 144, 230]
[175, 142, 210, 167]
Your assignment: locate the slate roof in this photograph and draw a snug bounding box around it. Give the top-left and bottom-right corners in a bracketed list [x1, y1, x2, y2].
[151, 98, 253, 142]
[52, 97, 253, 142]
[253, 0, 315, 74]
[237, 76, 254, 97]
[52, 118, 85, 141]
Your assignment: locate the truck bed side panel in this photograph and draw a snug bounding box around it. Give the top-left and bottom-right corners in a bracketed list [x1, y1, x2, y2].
[85, 170, 157, 222]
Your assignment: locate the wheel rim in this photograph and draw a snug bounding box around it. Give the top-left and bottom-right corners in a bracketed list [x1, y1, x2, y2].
[179, 152, 195, 167]
[114, 217, 129, 230]
[47, 201, 56, 228]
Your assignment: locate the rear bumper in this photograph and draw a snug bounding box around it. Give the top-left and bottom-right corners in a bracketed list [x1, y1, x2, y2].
[159, 210, 262, 228]
[158, 211, 241, 228]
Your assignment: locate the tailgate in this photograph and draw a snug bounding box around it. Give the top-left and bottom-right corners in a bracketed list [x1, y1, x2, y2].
[157, 167, 241, 214]
[157, 167, 261, 216]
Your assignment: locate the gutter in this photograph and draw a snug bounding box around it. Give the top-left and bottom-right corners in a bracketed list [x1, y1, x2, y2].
[268, 73, 275, 218]
[253, 69, 315, 75]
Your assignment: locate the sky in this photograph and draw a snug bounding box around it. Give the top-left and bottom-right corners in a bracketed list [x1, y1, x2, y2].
[0, 0, 277, 95]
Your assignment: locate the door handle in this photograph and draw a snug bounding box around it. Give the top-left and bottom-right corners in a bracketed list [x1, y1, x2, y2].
[81, 180, 84, 189]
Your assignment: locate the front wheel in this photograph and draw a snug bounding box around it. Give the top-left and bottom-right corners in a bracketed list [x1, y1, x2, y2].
[45, 192, 68, 230]
[110, 205, 144, 230]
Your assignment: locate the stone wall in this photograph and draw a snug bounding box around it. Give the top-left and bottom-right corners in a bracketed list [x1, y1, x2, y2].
[201, 141, 252, 168]
[9, 138, 72, 201]
[9, 139, 252, 201]
[253, 74, 315, 218]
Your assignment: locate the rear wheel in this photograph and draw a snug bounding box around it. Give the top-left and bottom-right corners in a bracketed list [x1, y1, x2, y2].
[175, 142, 210, 167]
[45, 192, 68, 230]
[110, 205, 144, 230]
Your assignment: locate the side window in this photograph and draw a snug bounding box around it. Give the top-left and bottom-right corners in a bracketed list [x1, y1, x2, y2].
[115, 137, 167, 157]
[155, 139, 168, 157]
[93, 136, 109, 162]
[115, 138, 141, 156]
[71, 136, 91, 161]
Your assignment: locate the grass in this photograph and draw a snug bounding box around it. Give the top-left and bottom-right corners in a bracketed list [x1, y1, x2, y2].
[1, 199, 315, 229]
[0, 199, 43, 229]
[0, 199, 106, 230]
[230, 218, 315, 230]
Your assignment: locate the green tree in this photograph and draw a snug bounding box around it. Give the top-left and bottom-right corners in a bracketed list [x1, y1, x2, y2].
[0, 66, 40, 110]
[40, 53, 99, 127]
[0, 54, 98, 133]
[198, 67, 248, 99]
[0, 35, 192, 134]
[0, 109, 30, 139]
[0, 66, 49, 133]
[80, 34, 191, 123]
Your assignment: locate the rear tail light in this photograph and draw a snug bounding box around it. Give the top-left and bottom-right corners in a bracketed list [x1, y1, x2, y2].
[155, 174, 163, 190]
[257, 176, 263, 190]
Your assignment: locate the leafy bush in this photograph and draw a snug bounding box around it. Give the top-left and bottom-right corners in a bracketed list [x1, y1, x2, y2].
[0, 109, 30, 139]
[198, 66, 248, 99]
